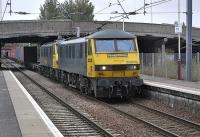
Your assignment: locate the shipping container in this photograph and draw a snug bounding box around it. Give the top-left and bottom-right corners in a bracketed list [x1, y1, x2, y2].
[3, 44, 38, 68]
[24, 46, 37, 67]
[20, 46, 24, 62]
[9, 46, 16, 59]
[15, 46, 25, 63]
[3, 44, 17, 59]
[16, 47, 21, 61]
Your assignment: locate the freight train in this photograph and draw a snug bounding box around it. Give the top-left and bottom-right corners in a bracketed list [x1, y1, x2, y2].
[2, 44, 38, 67]
[39, 30, 143, 98]
[2, 30, 143, 98]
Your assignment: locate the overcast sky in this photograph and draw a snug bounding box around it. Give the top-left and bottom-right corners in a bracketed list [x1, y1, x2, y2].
[1, 0, 200, 28]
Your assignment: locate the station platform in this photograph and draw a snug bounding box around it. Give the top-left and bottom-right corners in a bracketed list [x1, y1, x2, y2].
[0, 70, 63, 137]
[142, 75, 200, 99]
[142, 75, 200, 91]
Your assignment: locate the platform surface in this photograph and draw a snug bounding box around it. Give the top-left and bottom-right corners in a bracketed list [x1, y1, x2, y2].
[0, 71, 22, 137]
[0, 70, 61, 137]
[142, 75, 200, 95]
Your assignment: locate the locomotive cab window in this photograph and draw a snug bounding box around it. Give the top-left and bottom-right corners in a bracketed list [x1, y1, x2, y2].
[88, 40, 92, 55]
[60, 46, 63, 57]
[69, 46, 72, 58]
[45, 48, 47, 56]
[116, 40, 135, 51]
[95, 39, 136, 53]
[79, 43, 83, 58]
[72, 46, 75, 58]
[50, 47, 52, 56]
[65, 46, 68, 58]
[95, 40, 115, 52]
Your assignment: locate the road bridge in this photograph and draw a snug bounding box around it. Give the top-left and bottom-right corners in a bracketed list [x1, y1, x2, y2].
[0, 19, 200, 53]
[0, 19, 200, 41]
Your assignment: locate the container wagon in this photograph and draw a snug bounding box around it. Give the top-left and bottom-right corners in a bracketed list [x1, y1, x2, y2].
[23, 46, 37, 67]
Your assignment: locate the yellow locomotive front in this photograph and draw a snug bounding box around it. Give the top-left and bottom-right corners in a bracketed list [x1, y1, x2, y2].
[86, 30, 143, 98]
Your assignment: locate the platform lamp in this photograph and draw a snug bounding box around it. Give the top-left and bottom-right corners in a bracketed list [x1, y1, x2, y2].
[174, 21, 182, 80]
[175, 0, 182, 80]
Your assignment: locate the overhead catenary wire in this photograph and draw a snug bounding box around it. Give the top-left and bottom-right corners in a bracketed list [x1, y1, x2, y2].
[145, 0, 173, 10]
[133, 0, 173, 13]
[94, 0, 126, 15]
[1, 0, 10, 21]
[117, 0, 129, 19]
[116, 0, 129, 30]
[96, 11, 200, 15]
[95, 0, 173, 29]
[101, 10, 188, 23]
[111, 0, 174, 22]
[0, 11, 40, 15]
[9, 0, 11, 15]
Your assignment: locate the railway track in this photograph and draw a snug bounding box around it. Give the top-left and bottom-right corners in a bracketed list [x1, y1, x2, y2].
[131, 101, 200, 136]
[53, 78, 200, 137]
[61, 80, 200, 136]
[1, 59, 117, 137]
[110, 101, 200, 137]
[3, 58, 200, 137]
[49, 73, 200, 137]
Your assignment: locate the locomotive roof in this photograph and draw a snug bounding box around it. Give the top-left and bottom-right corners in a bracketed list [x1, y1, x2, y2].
[87, 30, 135, 39]
[59, 30, 134, 46]
[60, 37, 86, 45]
[41, 40, 65, 47]
[41, 42, 54, 48]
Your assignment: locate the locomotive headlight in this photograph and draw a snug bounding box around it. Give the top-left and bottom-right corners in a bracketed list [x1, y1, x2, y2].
[127, 65, 137, 70]
[102, 66, 106, 70]
[95, 65, 108, 71]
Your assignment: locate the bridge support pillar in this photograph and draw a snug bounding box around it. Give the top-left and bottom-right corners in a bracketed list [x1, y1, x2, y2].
[153, 38, 168, 65]
[161, 38, 168, 65]
[161, 42, 166, 65]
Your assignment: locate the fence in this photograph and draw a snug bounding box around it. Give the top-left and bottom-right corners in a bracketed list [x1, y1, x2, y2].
[140, 53, 200, 82]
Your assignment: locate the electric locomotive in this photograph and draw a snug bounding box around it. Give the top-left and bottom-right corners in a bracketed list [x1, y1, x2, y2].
[40, 30, 143, 98]
[40, 40, 61, 79]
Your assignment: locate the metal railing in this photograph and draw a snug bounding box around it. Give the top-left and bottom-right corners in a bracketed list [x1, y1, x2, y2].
[140, 52, 200, 82]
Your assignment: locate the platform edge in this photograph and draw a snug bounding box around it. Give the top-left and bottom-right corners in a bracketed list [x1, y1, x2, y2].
[9, 70, 64, 137]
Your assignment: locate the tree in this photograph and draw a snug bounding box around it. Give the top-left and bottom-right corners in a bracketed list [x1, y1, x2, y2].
[39, 0, 94, 21]
[39, 0, 62, 20]
[62, 0, 94, 21]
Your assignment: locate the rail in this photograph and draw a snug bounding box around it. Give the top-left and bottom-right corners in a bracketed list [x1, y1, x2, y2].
[1, 59, 115, 137]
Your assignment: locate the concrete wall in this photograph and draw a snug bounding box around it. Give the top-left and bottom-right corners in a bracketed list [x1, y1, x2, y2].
[0, 20, 73, 39]
[143, 85, 200, 115]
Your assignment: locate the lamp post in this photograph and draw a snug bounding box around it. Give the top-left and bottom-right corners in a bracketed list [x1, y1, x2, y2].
[186, 0, 192, 81]
[177, 0, 182, 80]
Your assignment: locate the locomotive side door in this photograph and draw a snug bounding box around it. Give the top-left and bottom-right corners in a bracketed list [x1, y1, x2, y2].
[87, 39, 94, 77]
